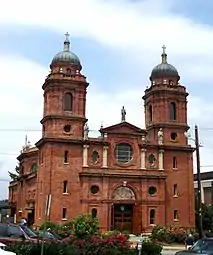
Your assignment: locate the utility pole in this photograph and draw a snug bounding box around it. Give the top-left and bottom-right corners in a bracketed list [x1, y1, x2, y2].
[195, 124, 203, 239]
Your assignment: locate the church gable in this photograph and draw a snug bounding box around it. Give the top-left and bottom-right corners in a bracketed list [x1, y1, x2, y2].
[100, 121, 146, 135]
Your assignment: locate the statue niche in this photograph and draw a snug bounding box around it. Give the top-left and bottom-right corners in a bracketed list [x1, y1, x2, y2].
[112, 187, 136, 200]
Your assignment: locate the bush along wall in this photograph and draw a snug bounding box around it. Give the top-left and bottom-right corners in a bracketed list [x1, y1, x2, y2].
[6, 238, 162, 255]
[6, 214, 162, 255]
[151, 225, 197, 244]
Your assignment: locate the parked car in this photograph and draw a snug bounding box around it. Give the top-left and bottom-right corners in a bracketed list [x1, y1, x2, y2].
[0, 242, 16, 255]
[36, 230, 62, 241]
[0, 223, 56, 245]
[175, 238, 213, 254]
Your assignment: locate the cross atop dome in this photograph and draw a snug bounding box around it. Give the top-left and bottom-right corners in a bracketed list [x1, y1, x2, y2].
[161, 44, 167, 63]
[162, 45, 166, 54]
[64, 32, 70, 51]
[65, 32, 70, 42]
[50, 32, 82, 68]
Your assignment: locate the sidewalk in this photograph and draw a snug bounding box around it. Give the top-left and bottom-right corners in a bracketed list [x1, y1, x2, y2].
[128, 235, 185, 251]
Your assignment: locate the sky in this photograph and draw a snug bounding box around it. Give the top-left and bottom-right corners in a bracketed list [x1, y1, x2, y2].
[1, 0, 213, 199]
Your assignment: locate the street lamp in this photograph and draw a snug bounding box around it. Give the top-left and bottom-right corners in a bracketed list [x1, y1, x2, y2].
[185, 125, 203, 239]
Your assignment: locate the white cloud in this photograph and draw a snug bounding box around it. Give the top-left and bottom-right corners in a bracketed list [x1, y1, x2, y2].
[1, 0, 213, 198]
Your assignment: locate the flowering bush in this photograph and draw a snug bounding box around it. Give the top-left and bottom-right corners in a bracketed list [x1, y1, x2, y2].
[151, 225, 196, 244]
[6, 236, 162, 255]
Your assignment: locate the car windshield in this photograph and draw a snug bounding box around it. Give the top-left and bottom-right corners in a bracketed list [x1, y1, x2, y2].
[21, 226, 37, 238]
[191, 239, 213, 251]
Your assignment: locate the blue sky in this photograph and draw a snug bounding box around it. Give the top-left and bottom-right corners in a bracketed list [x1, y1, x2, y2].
[1, 0, 213, 199]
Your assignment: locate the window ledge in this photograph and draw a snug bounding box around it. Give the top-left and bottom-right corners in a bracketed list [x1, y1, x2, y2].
[62, 218, 67, 221]
[170, 140, 178, 143]
[173, 168, 178, 170]
[149, 224, 156, 227]
[173, 195, 178, 198]
[63, 193, 69, 195]
[64, 163, 69, 165]
[173, 219, 179, 222]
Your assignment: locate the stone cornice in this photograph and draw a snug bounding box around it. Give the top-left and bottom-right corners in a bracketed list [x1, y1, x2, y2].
[36, 137, 110, 148]
[146, 122, 190, 130]
[40, 115, 86, 124]
[79, 172, 166, 179]
[80, 199, 165, 205]
[42, 78, 89, 90]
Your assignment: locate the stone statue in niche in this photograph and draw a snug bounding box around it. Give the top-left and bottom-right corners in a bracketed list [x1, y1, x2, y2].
[112, 187, 135, 200]
[158, 128, 164, 145]
[83, 123, 89, 140]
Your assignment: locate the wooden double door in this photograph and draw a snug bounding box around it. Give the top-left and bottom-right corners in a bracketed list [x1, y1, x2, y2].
[112, 204, 133, 233]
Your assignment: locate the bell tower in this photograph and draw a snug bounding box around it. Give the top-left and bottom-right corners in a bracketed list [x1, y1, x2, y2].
[142, 46, 195, 228]
[41, 32, 88, 140]
[143, 45, 189, 146]
[35, 33, 89, 225]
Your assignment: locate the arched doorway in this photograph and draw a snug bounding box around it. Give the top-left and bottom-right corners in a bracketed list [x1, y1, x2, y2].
[111, 186, 136, 233]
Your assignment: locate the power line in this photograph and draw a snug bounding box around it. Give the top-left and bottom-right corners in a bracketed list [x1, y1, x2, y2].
[0, 129, 41, 132]
[0, 153, 18, 156]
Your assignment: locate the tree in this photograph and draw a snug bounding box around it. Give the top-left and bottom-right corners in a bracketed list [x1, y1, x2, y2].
[8, 165, 20, 181]
[195, 194, 213, 233]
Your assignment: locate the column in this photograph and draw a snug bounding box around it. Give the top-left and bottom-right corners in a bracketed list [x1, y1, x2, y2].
[158, 150, 164, 170]
[102, 146, 108, 168]
[83, 145, 89, 167]
[201, 182, 204, 204]
[140, 149, 146, 169]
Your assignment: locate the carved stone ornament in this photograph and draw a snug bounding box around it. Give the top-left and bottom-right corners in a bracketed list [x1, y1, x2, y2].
[112, 187, 135, 200]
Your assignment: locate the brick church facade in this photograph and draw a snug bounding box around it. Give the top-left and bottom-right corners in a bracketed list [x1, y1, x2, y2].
[8, 35, 195, 233]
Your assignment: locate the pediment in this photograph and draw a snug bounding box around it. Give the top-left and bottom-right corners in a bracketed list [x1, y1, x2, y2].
[100, 121, 146, 135]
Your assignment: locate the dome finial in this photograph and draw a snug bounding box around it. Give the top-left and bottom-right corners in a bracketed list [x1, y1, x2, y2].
[161, 45, 167, 63]
[63, 32, 70, 52]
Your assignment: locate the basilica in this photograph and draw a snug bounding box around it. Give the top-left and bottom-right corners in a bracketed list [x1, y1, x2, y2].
[8, 34, 195, 233]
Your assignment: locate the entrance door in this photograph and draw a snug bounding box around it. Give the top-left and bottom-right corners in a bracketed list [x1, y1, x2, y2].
[113, 204, 133, 232]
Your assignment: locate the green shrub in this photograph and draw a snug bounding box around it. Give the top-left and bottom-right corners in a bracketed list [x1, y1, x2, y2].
[141, 240, 162, 255]
[73, 213, 99, 238]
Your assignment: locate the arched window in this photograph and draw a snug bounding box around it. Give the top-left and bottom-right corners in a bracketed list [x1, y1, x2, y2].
[30, 163, 38, 172]
[91, 208, 97, 218]
[67, 68, 71, 75]
[173, 157, 177, 169]
[115, 143, 133, 164]
[150, 209, 155, 225]
[64, 93, 73, 111]
[92, 151, 99, 164]
[148, 154, 155, 165]
[149, 105, 153, 122]
[169, 102, 176, 121]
